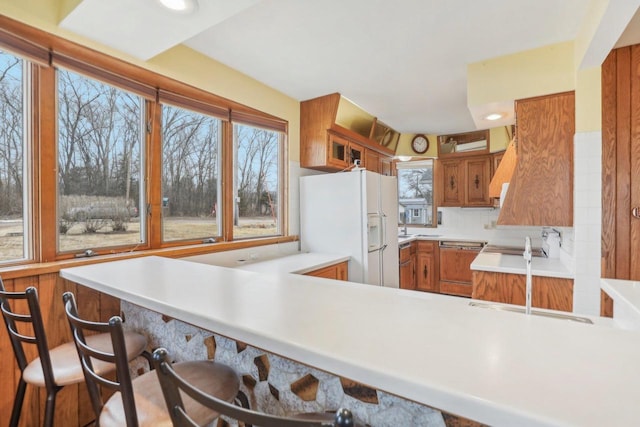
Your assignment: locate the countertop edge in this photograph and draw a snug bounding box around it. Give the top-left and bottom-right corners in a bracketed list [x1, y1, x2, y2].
[234, 253, 350, 275]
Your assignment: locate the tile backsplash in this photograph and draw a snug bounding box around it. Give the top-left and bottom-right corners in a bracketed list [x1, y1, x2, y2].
[404, 206, 574, 255]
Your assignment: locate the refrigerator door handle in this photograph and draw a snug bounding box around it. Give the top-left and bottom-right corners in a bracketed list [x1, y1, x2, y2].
[380, 212, 388, 251]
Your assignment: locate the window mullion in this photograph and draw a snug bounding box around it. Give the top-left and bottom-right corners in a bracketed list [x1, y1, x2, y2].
[221, 120, 234, 242]
[39, 66, 58, 262]
[148, 99, 163, 249]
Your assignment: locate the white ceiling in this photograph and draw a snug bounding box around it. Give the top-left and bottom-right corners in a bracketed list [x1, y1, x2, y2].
[60, 0, 633, 134]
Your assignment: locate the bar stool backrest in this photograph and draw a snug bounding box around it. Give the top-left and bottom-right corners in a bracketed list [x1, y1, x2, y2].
[152, 348, 355, 427]
[0, 279, 57, 392]
[62, 291, 138, 427]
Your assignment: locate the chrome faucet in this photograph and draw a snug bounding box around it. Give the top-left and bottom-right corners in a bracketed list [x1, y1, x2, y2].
[523, 236, 532, 315]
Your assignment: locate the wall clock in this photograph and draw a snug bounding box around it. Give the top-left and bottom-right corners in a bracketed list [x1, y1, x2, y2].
[411, 134, 429, 154]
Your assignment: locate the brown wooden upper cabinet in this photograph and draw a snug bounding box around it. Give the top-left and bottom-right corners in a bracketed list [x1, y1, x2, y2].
[300, 93, 396, 173]
[438, 155, 492, 207]
[498, 91, 574, 226]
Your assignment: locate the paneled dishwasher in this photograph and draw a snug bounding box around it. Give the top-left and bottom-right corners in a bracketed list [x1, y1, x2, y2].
[438, 240, 486, 297]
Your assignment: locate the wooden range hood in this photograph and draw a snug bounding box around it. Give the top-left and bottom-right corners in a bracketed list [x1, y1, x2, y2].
[488, 138, 517, 198]
[495, 92, 574, 227]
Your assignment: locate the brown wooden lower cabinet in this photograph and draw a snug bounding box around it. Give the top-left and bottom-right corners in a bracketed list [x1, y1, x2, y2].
[399, 242, 416, 290]
[416, 241, 438, 292]
[305, 261, 348, 281]
[601, 290, 614, 318]
[438, 247, 478, 297]
[471, 271, 573, 312]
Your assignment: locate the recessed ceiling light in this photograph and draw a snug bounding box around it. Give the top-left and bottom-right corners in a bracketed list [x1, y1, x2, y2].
[158, 0, 198, 13]
[484, 113, 504, 121]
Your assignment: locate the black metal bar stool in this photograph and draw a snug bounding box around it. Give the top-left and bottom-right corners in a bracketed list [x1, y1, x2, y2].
[63, 291, 244, 427]
[0, 277, 148, 427]
[153, 347, 357, 427]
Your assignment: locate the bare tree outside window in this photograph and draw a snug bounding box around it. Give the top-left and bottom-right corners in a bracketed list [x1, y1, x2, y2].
[397, 160, 434, 226]
[161, 104, 221, 242]
[233, 124, 281, 238]
[0, 51, 28, 262]
[57, 68, 145, 252]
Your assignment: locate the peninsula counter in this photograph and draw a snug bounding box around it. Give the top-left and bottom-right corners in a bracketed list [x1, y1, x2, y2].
[60, 256, 640, 426]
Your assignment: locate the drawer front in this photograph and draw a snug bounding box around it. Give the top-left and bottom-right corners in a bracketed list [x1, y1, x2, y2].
[439, 281, 472, 297]
[417, 241, 436, 253]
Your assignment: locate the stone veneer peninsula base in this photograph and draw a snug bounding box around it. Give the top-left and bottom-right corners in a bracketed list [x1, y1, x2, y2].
[122, 301, 452, 426]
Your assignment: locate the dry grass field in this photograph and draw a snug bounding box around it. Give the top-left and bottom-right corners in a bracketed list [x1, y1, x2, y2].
[0, 217, 277, 261]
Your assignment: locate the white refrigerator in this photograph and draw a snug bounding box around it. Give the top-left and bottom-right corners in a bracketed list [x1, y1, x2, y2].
[300, 169, 399, 287]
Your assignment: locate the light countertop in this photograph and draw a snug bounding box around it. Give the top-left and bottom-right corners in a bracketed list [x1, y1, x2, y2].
[400, 234, 573, 279]
[601, 278, 640, 330]
[398, 234, 487, 245]
[470, 252, 574, 279]
[236, 252, 350, 275]
[61, 256, 640, 427]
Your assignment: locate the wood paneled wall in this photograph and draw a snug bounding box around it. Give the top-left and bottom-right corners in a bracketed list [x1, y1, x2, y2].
[0, 273, 120, 427]
[602, 45, 640, 280]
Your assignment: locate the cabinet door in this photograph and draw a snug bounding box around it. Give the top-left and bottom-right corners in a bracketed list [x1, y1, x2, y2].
[327, 133, 349, 169]
[439, 248, 477, 283]
[440, 159, 464, 206]
[465, 156, 491, 206]
[416, 253, 436, 292]
[602, 47, 640, 280]
[399, 259, 415, 290]
[379, 156, 392, 176]
[349, 142, 364, 168]
[365, 149, 380, 173]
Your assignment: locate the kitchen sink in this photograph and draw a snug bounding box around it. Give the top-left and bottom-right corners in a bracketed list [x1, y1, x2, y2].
[469, 301, 593, 324]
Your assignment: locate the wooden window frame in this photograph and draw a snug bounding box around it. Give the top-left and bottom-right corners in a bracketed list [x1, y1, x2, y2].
[0, 14, 292, 265]
[230, 123, 286, 241]
[157, 99, 225, 247]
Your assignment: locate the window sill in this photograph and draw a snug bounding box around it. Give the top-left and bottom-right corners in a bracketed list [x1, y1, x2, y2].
[0, 235, 299, 280]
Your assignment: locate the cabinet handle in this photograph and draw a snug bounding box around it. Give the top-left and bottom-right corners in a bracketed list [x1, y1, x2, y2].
[633, 207, 640, 218]
[474, 174, 480, 189]
[423, 265, 427, 278]
[449, 176, 455, 190]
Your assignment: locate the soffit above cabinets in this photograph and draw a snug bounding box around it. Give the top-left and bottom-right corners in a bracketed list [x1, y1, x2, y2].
[59, 0, 259, 61]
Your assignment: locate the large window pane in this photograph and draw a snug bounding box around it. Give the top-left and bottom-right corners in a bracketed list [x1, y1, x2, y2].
[233, 124, 281, 238]
[57, 69, 145, 252]
[162, 104, 221, 242]
[0, 51, 29, 262]
[397, 160, 434, 227]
